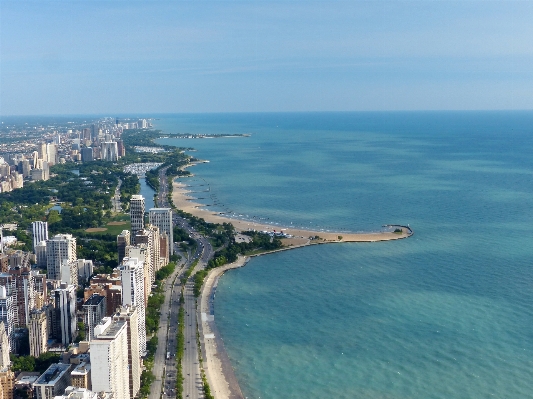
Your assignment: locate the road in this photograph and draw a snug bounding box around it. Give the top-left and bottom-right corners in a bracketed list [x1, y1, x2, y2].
[152, 165, 216, 399]
[148, 258, 184, 399]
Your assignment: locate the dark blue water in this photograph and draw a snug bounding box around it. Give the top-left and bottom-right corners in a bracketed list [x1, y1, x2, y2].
[139, 178, 155, 210]
[157, 112, 533, 398]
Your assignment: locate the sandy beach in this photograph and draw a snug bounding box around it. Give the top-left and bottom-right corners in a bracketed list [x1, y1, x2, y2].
[172, 179, 412, 242]
[199, 256, 249, 399]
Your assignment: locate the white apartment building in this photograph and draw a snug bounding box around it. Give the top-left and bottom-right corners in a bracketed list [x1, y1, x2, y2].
[149, 208, 174, 255]
[118, 257, 146, 355]
[90, 318, 130, 399]
[0, 286, 14, 351]
[113, 305, 141, 398]
[31, 221, 49, 251]
[46, 234, 76, 282]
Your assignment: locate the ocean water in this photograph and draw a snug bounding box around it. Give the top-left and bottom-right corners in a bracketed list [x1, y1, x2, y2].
[156, 112, 533, 399]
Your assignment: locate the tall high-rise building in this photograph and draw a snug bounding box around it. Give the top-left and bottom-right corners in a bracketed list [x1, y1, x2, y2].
[35, 241, 47, 268]
[116, 140, 125, 157]
[7, 266, 36, 327]
[32, 221, 49, 251]
[46, 234, 76, 281]
[119, 257, 146, 355]
[149, 208, 173, 255]
[133, 227, 159, 284]
[0, 321, 10, 370]
[100, 142, 119, 162]
[0, 286, 14, 350]
[80, 147, 93, 162]
[21, 159, 31, 178]
[116, 230, 130, 265]
[125, 244, 151, 302]
[129, 195, 145, 235]
[54, 284, 77, 346]
[113, 305, 140, 398]
[28, 309, 48, 357]
[76, 259, 93, 285]
[90, 318, 130, 399]
[37, 143, 47, 161]
[46, 143, 58, 165]
[62, 260, 79, 287]
[82, 294, 106, 341]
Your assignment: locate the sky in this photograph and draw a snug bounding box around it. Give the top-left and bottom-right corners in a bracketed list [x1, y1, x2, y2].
[1, 1, 532, 115]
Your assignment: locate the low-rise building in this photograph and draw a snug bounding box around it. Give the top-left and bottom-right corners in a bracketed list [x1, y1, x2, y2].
[33, 363, 73, 399]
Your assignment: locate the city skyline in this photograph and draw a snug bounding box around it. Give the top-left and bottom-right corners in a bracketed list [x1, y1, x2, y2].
[1, 1, 532, 115]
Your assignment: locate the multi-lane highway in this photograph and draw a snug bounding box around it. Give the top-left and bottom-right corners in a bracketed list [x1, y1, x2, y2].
[151, 168, 215, 399]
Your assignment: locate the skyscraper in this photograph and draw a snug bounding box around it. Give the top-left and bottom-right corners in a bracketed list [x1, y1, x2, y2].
[82, 294, 106, 341]
[125, 244, 151, 302]
[37, 143, 47, 161]
[149, 208, 173, 255]
[0, 286, 14, 350]
[129, 195, 145, 235]
[113, 305, 140, 398]
[54, 283, 77, 346]
[32, 221, 48, 252]
[100, 142, 119, 162]
[80, 147, 93, 162]
[119, 257, 146, 355]
[116, 230, 130, 265]
[46, 234, 76, 281]
[90, 318, 130, 399]
[46, 143, 58, 165]
[28, 309, 48, 357]
[0, 321, 10, 370]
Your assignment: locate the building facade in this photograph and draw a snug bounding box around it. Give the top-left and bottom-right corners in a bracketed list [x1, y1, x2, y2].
[28, 309, 48, 358]
[31, 221, 49, 252]
[54, 284, 77, 347]
[82, 294, 106, 342]
[113, 305, 140, 398]
[118, 258, 146, 355]
[46, 234, 76, 282]
[129, 195, 145, 236]
[149, 208, 173, 255]
[90, 318, 130, 399]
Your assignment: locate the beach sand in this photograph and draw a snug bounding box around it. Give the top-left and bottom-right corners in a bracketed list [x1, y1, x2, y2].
[172, 179, 412, 242]
[199, 256, 249, 399]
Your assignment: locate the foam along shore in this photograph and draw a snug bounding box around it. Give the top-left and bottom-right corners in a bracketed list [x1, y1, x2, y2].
[172, 179, 413, 243]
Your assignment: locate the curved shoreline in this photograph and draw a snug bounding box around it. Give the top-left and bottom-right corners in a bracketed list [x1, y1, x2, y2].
[172, 178, 413, 243]
[177, 159, 413, 398]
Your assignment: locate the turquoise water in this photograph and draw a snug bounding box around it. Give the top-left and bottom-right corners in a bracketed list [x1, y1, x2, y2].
[156, 112, 533, 398]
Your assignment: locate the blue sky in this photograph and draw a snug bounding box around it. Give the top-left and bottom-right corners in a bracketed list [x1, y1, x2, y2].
[1, 1, 532, 115]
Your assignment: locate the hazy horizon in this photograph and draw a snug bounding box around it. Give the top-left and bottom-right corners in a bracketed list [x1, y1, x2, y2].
[1, 1, 532, 115]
